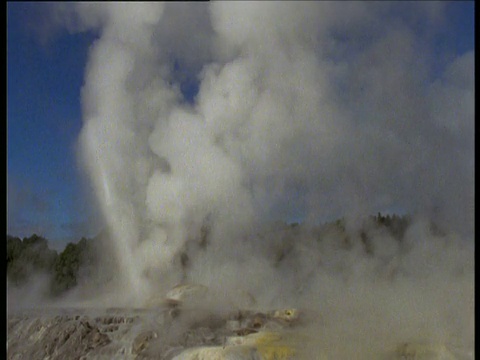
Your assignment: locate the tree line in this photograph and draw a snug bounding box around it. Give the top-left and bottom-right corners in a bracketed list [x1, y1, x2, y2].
[6, 233, 98, 297]
[6, 213, 413, 297]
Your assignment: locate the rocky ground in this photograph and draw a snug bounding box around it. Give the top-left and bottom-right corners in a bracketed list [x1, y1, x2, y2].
[7, 305, 474, 360]
[7, 305, 304, 360]
[6, 281, 474, 360]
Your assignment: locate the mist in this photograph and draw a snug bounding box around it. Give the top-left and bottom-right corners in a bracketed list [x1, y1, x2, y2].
[23, 2, 474, 358]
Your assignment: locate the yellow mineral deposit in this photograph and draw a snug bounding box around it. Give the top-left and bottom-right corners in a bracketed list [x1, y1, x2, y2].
[172, 331, 296, 360]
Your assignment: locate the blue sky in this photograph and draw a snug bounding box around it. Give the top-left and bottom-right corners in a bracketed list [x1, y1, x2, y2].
[6, 2, 475, 247]
[7, 3, 97, 244]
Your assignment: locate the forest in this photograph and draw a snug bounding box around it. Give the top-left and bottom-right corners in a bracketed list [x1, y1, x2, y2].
[7, 213, 411, 298]
[7, 233, 99, 297]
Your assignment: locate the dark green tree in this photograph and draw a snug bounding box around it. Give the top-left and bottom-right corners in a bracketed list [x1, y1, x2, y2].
[51, 237, 95, 295]
[6, 234, 58, 286]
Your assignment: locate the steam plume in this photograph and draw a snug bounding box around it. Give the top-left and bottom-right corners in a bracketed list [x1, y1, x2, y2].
[55, 2, 473, 355]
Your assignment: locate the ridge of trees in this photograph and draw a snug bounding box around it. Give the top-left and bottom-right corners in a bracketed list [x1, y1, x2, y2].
[7, 234, 98, 297]
[6, 213, 415, 297]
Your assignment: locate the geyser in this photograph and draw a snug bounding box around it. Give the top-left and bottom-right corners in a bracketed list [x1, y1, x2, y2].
[46, 2, 475, 358]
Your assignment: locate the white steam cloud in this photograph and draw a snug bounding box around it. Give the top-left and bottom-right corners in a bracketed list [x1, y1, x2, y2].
[51, 2, 474, 357]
